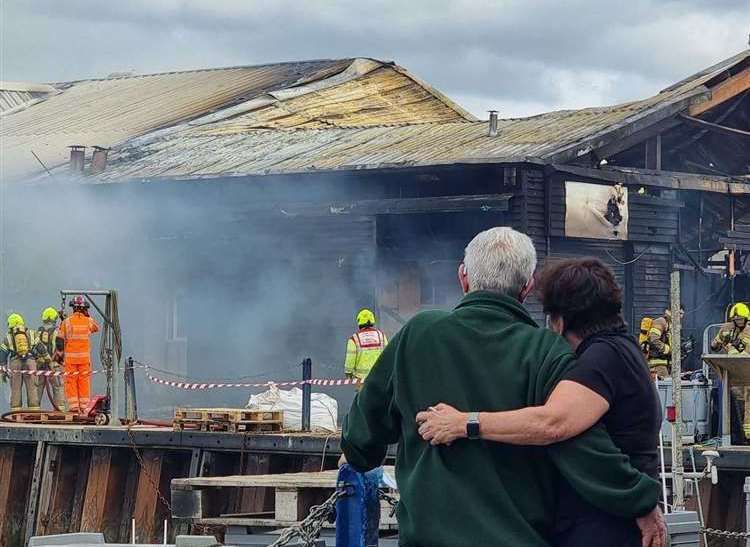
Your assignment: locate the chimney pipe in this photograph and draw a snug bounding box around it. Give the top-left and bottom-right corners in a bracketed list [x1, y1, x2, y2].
[488, 110, 498, 137]
[68, 145, 86, 173]
[90, 146, 110, 175]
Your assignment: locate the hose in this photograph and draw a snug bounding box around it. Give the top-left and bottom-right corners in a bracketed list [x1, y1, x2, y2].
[41, 375, 65, 412]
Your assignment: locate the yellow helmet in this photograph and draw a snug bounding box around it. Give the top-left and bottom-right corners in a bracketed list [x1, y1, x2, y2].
[42, 307, 59, 322]
[7, 313, 24, 329]
[730, 303, 750, 320]
[356, 308, 376, 328]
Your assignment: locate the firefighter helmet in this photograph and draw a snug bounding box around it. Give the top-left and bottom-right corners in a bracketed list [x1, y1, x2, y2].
[70, 295, 89, 309]
[7, 313, 24, 329]
[730, 303, 750, 320]
[42, 307, 59, 322]
[356, 309, 376, 328]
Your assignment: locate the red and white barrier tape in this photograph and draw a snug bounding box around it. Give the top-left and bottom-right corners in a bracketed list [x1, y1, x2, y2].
[145, 370, 361, 390]
[0, 363, 361, 389]
[0, 366, 104, 378]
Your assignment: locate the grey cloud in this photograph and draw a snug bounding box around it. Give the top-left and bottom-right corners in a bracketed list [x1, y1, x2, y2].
[1, 0, 747, 116]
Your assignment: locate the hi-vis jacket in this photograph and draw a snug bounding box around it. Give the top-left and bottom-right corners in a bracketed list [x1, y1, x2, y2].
[345, 327, 387, 380]
[58, 312, 100, 365]
[712, 322, 750, 354]
[646, 317, 671, 368]
[0, 327, 38, 361]
[35, 325, 60, 364]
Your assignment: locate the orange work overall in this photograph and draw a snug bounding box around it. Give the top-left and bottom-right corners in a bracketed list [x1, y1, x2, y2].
[59, 312, 100, 412]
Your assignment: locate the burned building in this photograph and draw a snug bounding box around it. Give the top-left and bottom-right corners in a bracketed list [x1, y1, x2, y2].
[0, 52, 749, 408]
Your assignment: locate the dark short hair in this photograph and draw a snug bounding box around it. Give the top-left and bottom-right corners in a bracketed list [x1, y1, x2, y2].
[538, 257, 625, 338]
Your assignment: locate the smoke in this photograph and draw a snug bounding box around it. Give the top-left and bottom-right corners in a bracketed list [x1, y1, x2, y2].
[0, 172, 371, 417]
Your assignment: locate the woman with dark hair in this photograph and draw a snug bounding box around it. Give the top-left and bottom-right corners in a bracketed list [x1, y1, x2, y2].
[416, 257, 666, 547]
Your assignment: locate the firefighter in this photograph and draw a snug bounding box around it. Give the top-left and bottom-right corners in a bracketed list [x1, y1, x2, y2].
[0, 314, 41, 410]
[345, 309, 387, 384]
[59, 296, 99, 413]
[710, 303, 750, 439]
[646, 308, 683, 379]
[35, 307, 67, 411]
[711, 303, 750, 355]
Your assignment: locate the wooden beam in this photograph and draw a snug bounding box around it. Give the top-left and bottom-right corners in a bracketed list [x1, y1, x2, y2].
[597, 116, 681, 161]
[0, 446, 16, 546]
[24, 442, 46, 545]
[644, 135, 662, 170]
[69, 448, 92, 532]
[672, 91, 747, 152]
[132, 449, 164, 543]
[277, 193, 512, 218]
[678, 113, 750, 138]
[80, 447, 113, 533]
[117, 455, 140, 542]
[35, 444, 62, 536]
[689, 67, 750, 116]
[553, 164, 750, 195]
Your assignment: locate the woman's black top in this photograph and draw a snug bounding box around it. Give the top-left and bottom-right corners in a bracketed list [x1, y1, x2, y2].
[553, 326, 662, 545]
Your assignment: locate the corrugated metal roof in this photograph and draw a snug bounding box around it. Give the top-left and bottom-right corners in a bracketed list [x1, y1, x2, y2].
[2, 58, 476, 180]
[96, 49, 750, 181]
[0, 81, 57, 114]
[6, 50, 749, 182]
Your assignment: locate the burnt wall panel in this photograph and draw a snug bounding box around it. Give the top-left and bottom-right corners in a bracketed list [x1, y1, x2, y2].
[510, 168, 547, 324]
[631, 243, 671, 326]
[628, 193, 680, 244]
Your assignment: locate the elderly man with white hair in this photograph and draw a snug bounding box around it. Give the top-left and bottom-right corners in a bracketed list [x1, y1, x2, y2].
[340, 227, 661, 547]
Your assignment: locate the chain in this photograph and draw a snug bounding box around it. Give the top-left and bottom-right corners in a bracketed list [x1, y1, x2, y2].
[702, 527, 750, 539]
[378, 488, 399, 518]
[268, 489, 347, 547]
[125, 425, 173, 513]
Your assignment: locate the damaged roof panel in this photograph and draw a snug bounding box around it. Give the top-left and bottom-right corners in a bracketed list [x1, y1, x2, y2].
[5, 49, 749, 182]
[2, 57, 474, 180]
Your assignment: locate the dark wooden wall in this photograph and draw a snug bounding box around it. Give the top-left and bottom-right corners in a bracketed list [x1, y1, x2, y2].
[510, 167, 681, 329]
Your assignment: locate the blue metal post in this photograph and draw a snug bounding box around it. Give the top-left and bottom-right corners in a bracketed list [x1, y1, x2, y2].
[302, 357, 312, 431]
[335, 465, 383, 547]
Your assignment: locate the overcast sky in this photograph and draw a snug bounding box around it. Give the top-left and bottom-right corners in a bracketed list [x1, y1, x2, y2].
[1, 0, 748, 118]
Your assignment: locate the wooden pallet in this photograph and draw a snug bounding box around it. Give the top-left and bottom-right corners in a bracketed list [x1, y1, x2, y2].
[171, 466, 399, 531]
[7, 411, 79, 423]
[174, 407, 282, 423]
[173, 420, 283, 433]
[173, 407, 283, 433]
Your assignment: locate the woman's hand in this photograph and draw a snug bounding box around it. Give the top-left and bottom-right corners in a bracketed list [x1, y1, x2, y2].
[416, 403, 469, 445]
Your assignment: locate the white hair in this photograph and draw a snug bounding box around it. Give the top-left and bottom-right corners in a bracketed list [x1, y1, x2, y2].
[464, 227, 537, 296]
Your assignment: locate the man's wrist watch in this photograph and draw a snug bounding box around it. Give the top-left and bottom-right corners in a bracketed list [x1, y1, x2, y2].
[466, 412, 481, 440]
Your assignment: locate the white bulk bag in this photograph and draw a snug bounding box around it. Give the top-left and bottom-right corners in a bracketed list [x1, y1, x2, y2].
[246, 385, 338, 433]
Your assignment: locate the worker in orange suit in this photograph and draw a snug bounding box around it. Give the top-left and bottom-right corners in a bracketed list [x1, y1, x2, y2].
[58, 295, 100, 413]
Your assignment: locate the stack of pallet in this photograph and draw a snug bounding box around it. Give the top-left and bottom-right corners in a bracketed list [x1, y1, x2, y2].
[173, 407, 283, 433]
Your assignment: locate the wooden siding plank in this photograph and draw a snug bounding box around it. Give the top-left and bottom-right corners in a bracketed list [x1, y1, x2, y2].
[23, 442, 46, 545]
[0, 446, 16, 546]
[80, 448, 112, 533]
[132, 449, 164, 543]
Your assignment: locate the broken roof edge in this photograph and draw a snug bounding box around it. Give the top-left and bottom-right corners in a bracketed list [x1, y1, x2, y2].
[115, 58, 474, 150]
[47, 57, 359, 86]
[0, 80, 58, 93]
[390, 64, 478, 122]
[541, 86, 711, 163]
[184, 58, 387, 129]
[660, 48, 750, 94]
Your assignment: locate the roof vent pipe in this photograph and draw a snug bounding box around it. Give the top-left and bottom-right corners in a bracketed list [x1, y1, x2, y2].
[488, 110, 498, 137]
[68, 145, 86, 173]
[90, 146, 110, 175]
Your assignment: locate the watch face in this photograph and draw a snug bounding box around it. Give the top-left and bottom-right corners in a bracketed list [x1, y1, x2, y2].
[467, 421, 480, 439]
